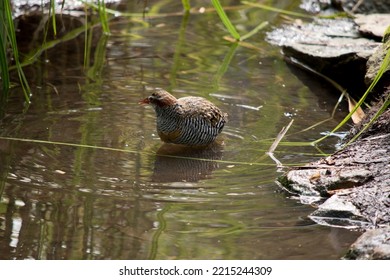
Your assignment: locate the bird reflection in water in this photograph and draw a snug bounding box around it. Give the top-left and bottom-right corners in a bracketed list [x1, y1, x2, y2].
[152, 142, 224, 183]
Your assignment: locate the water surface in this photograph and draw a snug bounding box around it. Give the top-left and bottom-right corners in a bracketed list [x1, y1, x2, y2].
[0, 0, 361, 259]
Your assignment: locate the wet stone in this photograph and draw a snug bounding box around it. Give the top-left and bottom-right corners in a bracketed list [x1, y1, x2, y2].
[341, 0, 390, 14]
[365, 36, 390, 90]
[354, 14, 390, 40]
[300, 0, 390, 14]
[344, 227, 390, 259]
[309, 191, 377, 229]
[268, 0, 390, 261]
[266, 18, 381, 95]
[278, 131, 390, 228]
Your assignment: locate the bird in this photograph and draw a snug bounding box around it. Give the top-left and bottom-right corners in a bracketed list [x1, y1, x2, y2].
[139, 89, 228, 146]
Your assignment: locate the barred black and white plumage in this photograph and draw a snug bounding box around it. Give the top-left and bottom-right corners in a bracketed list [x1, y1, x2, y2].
[140, 89, 228, 146]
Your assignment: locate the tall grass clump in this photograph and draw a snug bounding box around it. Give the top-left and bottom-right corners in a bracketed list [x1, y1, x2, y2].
[0, 1, 10, 99]
[0, 0, 31, 102]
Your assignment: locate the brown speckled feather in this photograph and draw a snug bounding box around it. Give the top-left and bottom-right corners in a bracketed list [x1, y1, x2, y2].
[176, 97, 228, 127]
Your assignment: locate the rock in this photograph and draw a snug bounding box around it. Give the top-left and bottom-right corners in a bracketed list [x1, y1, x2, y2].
[12, 0, 121, 17]
[364, 32, 390, 90]
[299, 0, 334, 14]
[278, 126, 390, 227]
[300, 0, 390, 14]
[340, 0, 390, 14]
[268, 0, 390, 259]
[354, 14, 390, 40]
[279, 165, 373, 197]
[344, 227, 390, 259]
[277, 58, 389, 226]
[309, 191, 373, 229]
[266, 18, 381, 96]
[267, 18, 376, 55]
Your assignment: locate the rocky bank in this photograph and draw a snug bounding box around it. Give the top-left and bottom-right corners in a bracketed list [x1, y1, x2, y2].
[267, 0, 390, 259]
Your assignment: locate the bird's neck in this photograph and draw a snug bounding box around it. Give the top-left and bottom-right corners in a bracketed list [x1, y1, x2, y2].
[155, 105, 180, 134]
[155, 104, 178, 118]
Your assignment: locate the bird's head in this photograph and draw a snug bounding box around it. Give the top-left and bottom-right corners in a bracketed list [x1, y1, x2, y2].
[139, 89, 177, 108]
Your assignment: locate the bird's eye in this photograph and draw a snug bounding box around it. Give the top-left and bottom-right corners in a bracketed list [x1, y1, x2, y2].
[152, 93, 161, 100]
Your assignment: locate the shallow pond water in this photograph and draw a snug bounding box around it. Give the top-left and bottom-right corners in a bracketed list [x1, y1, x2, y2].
[0, 1, 361, 259]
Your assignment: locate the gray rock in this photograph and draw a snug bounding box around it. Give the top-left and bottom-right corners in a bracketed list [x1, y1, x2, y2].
[267, 18, 374, 54]
[278, 132, 390, 228]
[269, 0, 390, 259]
[309, 192, 372, 229]
[280, 165, 373, 197]
[300, 0, 390, 14]
[341, 0, 390, 14]
[344, 227, 390, 259]
[267, 18, 381, 95]
[364, 33, 390, 88]
[354, 14, 390, 40]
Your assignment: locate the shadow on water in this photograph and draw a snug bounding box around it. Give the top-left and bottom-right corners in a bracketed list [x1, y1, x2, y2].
[0, 0, 363, 259]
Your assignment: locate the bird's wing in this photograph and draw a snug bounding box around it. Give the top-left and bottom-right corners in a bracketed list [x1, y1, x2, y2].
[177, 97, 226, 126]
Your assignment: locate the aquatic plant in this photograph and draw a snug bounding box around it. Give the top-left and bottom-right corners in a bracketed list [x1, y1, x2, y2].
[0, 0, 31, 102]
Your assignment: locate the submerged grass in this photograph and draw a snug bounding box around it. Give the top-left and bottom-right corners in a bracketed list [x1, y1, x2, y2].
[0, 135, 281, 167]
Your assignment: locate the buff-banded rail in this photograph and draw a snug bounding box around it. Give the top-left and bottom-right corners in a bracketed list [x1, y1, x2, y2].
[140, 89, 228, 146]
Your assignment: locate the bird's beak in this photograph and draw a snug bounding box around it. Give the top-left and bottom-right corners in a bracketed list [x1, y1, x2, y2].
[139, 97, 150, 105]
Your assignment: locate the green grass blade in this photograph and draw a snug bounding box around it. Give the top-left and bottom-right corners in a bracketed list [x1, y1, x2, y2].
[0, 135, 280, 167]
[344, 48, 390, 145]
[50, 0, 57, 37]
[383, 25, 390, 42]
[98, 0, 110, 34]
[83, 8, 89, 69]
[240, 21, 268, 41]
[313, 47, 390, 146]
[181, 0, 191, 12]
[211, 0, 240, 40]
[0, 23, 10, 96]
[4, 0, 31, 102]
[242, 1, 314, 19]
[0, 0, 10, 96]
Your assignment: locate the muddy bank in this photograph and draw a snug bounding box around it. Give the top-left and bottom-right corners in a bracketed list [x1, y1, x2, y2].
[268, 1, 390, 259]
